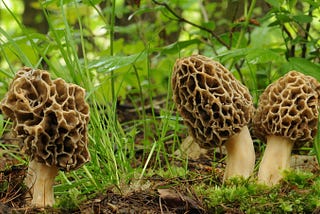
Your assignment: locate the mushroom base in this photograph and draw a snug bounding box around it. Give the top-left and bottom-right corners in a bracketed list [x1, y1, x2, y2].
[24, 160, 59, 207]
[258, 135, 293, 186]
[223, 126, 255, 181]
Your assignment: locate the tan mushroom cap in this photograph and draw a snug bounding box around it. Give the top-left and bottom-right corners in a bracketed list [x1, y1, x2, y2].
[253, 70, 320, 147]
[171, 55, 254, 148]
[0, 67, 90, 171]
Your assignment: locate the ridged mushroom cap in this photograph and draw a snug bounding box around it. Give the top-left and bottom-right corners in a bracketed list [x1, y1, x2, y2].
[253, 71, 320, 147]
[0, 67, 90, 171]
[171, 55, 254, 147]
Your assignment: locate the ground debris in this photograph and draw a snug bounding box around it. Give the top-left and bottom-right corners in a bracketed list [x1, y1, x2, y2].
[158, 188, 205, 214]
[81, 189, 161, 214]
[0, 165, 27, 211]
[79, 181, 207, 214]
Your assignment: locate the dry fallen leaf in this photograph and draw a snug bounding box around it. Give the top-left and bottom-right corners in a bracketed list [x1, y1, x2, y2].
[158, 188, 204, 212]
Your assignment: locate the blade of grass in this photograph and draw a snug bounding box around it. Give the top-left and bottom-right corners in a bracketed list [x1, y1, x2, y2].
[110, 0, 116, 104]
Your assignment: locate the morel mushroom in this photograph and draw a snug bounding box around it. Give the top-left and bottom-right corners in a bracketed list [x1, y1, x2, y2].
[253, 71, 320, 185]
[172, 55, 255, 181]
[0, 67, 90, 207]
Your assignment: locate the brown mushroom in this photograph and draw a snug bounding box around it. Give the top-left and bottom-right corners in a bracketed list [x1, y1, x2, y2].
[0, 67, 90, 207]
[171, 55, 255, 181]
[253, 71, 320, 185]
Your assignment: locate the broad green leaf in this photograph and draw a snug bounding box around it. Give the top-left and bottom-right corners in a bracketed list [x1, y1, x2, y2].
[283, 58, 320, 81]
[83, 0, 103, 5]
[219, 48, 282, 64]
[303, 0, 320, 7]
[88, 51, 147, 73]
[246, 48, 282, 64]
[201, 21, 215, 31]
[292, 15, 313, 23]
[276, 13, 292, 23]
[265, 0, 283, 9]
[219, 48, 248, 63]
[288, 0, 297, 10]
[128, 6, 163, 20]
[156, 39, 201, 55]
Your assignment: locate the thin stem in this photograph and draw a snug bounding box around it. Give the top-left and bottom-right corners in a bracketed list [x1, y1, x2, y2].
[235, 0, 257, 49]
[133, 65, 147, 137]
[110, 0, 116, 103]
[301, 5, 313, 58]
[152, 0, 230, 49]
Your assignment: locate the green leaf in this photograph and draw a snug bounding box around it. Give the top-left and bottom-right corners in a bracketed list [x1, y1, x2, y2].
[128, 6, 163, 20]
[303, 0, 320, 7]
[292, 15, 313, 23]
[219, 48, 282, 64]
[201, 21, 215, 31]
[83, 0, 103, 5]
[265, 0, 283, 9]
[283, 58, 320, 81]
[219, 48, 248, 62]
[288, 0, 297, 10]
[88, 51, 147, 73]
[246, 49, 282, 64]
[276, 13, 292, 23]
[156, 39, 201, 55]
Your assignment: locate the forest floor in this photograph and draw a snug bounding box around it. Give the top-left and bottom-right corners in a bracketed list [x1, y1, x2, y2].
[1, 97, 319, 214]
[0, 139, 220, 214]
[1, 145, 319, 214]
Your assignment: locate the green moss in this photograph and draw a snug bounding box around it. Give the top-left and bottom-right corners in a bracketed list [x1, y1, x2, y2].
[194, 172, 320, 213]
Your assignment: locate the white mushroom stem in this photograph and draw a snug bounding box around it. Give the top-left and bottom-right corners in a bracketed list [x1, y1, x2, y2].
[258, 135, 293, 186]
[223, 126, 255, 181]
[24, 160, 59, 207]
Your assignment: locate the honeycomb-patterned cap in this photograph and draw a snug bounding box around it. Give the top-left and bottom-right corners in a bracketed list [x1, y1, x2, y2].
[253, 71, 320, 146]
[172, 55, 254, 147]
[0, 67, 90, 171]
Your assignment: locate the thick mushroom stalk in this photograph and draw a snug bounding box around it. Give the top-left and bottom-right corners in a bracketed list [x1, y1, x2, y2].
[25, 160, 59, 206]
[257, 136, 293, 185]
[224, 126, 255, 180]
[0, 67, 90, 207]
[253, 71, 320, 186]
[171, 55, 255, 181]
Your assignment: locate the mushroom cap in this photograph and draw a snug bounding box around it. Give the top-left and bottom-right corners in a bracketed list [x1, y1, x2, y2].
[171, 55, 254, 147]
[0, 67, 90, 171]
[253, 71, 320, 146]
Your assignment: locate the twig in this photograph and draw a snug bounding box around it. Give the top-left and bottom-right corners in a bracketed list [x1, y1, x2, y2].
[282, 25, 295, 58]
[152, 0, 230, 49]
[301, 5, 313, 58]
[198, 0, 208, 22]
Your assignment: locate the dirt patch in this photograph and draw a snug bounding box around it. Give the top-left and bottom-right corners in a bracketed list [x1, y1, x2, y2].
[0, 166, 210, 214]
